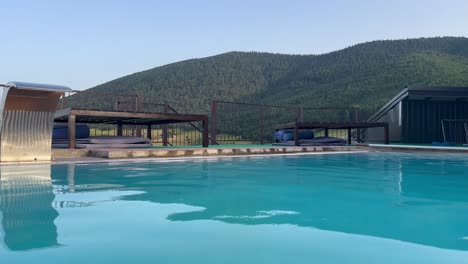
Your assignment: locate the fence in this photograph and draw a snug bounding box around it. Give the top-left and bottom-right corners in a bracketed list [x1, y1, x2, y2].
[210, 101, 360, 144]
[58, 91, 365, 146]
[57, 91, 206, 146]
[441, 119, 468, 144]
[59, 90, 141, 112]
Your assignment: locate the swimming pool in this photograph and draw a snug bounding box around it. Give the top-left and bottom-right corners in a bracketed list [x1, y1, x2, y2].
[1, 152, 468, 263]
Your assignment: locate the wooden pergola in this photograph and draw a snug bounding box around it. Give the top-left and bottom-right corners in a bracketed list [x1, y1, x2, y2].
[54, 108, 209, 148]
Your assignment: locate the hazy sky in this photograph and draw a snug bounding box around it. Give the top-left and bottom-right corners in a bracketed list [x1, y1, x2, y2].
[1, 0, 468, 90]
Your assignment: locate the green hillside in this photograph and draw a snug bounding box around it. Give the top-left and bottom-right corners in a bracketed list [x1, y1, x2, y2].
[81, 37, 468, 117]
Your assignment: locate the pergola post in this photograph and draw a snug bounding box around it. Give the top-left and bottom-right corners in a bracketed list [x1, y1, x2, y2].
[259, 106, 264, 144]
[347, 128, 352, 145]
[135, 96, 143, 137]
[294, 123, 299, 146]
[117, 122, 123, 136]
[210, 101, 218, 145]
[147, 124, 152, 140]
[162, 104, 169, 146]
[202, 118, 209, 148]
[68, 114, 76, 149]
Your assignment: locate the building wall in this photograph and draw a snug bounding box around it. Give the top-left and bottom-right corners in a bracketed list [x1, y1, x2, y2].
[363, 102, 401, 142]
[401, 99, 468, 143]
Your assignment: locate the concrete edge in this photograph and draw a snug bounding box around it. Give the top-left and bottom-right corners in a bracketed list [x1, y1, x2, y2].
[87, 146, 362, 159]
[370, 144, 468, 153]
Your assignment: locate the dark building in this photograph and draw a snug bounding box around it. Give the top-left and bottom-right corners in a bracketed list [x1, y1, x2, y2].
[364, 86, 468, 144]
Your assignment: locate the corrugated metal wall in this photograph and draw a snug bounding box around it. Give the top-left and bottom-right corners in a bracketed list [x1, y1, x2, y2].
[401, 99, 468, 143]
[0, 111, 55, 161]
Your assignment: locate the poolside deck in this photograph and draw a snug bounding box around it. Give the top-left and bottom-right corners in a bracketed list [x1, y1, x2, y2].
[3, 143, 466, 164]
[49, 143, 468, 162]
[54, 108, 210, 148]
[51, 145, 366, 160]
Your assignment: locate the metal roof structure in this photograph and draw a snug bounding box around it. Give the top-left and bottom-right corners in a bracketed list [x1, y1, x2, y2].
[368, 86, 468, 123]
[5, 81, 71, 92]
[0, 81, 71, 161]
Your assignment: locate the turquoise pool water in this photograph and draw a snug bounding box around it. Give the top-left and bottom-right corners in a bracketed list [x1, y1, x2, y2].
[1, 153, 468, 263]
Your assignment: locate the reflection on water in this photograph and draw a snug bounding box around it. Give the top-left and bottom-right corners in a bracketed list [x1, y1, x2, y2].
[49, 154, 468, 250]
[0, 165, 58, 251]
[1, 153, 468, 262]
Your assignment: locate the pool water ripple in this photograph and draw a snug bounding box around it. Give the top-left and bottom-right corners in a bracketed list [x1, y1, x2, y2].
[1, 152, 468, 263]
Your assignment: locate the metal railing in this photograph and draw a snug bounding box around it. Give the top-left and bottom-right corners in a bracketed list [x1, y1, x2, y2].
[57, 91, 208, 146]
[210, 100, 360, 144]
[56, 90, 368, 146]
[59, 90, 141, 112]
[441, 119, 468, 144]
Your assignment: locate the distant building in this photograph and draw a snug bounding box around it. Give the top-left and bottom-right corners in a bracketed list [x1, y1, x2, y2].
[363, 86, 468, 144]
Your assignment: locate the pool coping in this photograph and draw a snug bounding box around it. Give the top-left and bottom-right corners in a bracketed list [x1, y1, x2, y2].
[369, 144, 468, 153]
[54, 150, 371, 164]
[0, 150, 371, 166]
[86, 145, 360, 159]
[5, 143, 468, 166]
[50, 145, 365, 159]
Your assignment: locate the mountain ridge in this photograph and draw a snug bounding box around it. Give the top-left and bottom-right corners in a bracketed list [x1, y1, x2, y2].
[83, 37, 468, 116]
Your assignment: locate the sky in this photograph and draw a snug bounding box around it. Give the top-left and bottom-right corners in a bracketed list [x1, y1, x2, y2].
[1, 0, 468, 90]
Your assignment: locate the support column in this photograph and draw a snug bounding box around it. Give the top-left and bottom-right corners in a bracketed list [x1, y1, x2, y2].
[347, 128, 352, 145]
[324, 128, 329, 137]
[68, 114, 76, 149]
[147, 124, 152, 140]
[162, 104, 169, 146]
[162, 128, 168, 146]
[117, 122, 123, 136]
[210, 101, 218, 145]
[294, 123, 299, 146]
[202, 118, 209, 148]
[135, 96, 143, 137]
[259, 106, 264, 145]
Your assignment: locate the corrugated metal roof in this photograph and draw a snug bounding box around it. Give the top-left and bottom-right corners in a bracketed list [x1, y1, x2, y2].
[407, 86, 468, 92]
[6, 81, 71, 92]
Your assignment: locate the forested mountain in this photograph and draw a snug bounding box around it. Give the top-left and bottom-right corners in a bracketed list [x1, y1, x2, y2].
[81, 37, 468, 116]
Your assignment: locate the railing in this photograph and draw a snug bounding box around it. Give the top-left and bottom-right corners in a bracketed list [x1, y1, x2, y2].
[57, 91, 207, 146]
[59, 90, 141, 112]
[139, 103, 207, 146]
[56, 91, 369, 146]
[441, 119, 468, 144]
[210, 100, 360, 144]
